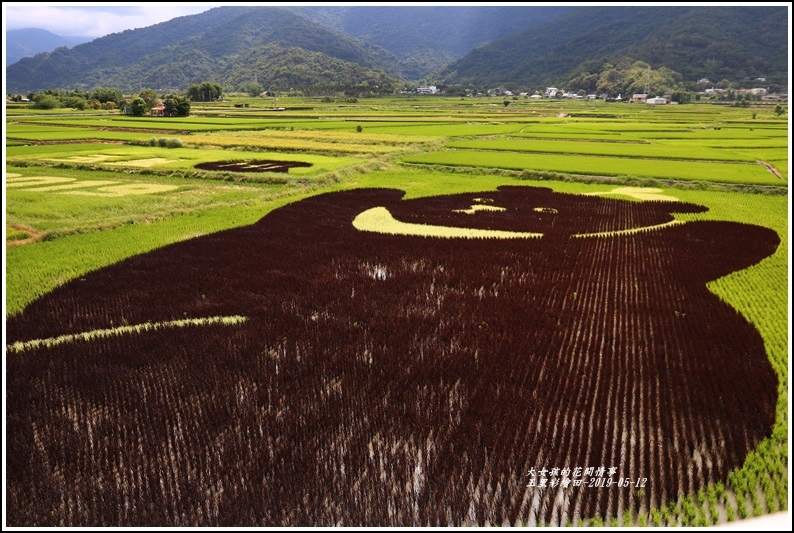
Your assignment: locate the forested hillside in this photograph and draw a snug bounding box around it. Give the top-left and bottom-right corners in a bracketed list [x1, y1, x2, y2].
[285, 5, 571, 80]
[5, 6, 401, 94]
[436, 6, 788, 89]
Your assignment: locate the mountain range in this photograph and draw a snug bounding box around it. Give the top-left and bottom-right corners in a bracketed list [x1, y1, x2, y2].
[437, 5, 788, 89]
[6, 28, 90, 67]
[5, 5, 788, 95]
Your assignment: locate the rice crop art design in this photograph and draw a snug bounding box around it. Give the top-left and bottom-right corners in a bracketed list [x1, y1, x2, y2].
[6, 186, 779, 527]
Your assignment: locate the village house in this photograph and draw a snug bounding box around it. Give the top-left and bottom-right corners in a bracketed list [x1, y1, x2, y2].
[416, 85, 438, 95]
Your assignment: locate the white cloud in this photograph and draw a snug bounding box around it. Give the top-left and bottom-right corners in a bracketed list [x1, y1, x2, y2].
[3, 3, 218, 38]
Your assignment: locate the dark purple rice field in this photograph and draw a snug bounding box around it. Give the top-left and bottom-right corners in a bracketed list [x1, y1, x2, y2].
[6, 186, 780, 526]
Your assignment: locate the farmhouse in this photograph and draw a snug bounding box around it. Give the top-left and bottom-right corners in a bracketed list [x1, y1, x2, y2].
[416, 85, 438, 95]
[151, 103, 165, 116]
[630, 93, 647, 103]
[646, 96, 667, 105]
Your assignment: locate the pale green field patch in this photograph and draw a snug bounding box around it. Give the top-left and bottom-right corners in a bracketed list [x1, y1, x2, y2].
[7, 176, 76, 188]
[583, 187, 680, 202]
[62, 183, 180, 196]
[403, 150, 780, 185]
[105, 158, 176, 168]
[32, 181, 119, 192]
[46, 154, 116, 164]
[7, 174, 179, 196]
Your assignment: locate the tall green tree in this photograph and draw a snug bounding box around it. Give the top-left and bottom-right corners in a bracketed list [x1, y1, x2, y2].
[90, 87, 124, 106]
[30, 94, 61, 109]
[61, 96, 89, 110]
[187, 82, 223, 102]
[247, 82, 263, 97]
[162, 94, 191, 116]
[138, 88, 160, 110]
[129, 97, 148, 116]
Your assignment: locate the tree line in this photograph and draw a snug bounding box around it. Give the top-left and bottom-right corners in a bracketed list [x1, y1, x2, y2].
[10, 85, 218, 117]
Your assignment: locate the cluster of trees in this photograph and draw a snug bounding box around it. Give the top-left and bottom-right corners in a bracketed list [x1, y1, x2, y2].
[14, 73, 397, 117]
[16, 87, 125, 110]
[186, 82, 223, 102]
[126, 92, 191, 117]
[125, 88, 161, 116]
[161, 94, 191, 117]
[15, 86, 194, 117]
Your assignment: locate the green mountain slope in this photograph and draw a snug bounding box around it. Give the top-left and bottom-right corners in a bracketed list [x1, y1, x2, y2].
[5, 6, 402, 93]
[436, 6, 788, 88]
[286, 5, 572, 80]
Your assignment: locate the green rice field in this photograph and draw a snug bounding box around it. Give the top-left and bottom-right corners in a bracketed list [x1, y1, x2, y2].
[4, 95, 789, 527]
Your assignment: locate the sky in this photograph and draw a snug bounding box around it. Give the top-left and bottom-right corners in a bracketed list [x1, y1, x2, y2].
[3, 3, 221, 39]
